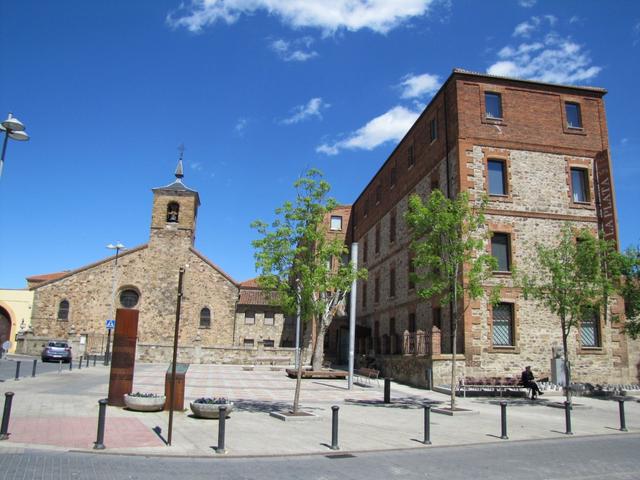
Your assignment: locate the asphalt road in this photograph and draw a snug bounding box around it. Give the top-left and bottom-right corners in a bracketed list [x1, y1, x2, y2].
[0, 355, 97, 381]
[0, 434, 638, 480]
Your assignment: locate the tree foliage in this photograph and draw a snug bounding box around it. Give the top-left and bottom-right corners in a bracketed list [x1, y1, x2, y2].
[620, 246, 640, 339]
[405, 189, 499, 410]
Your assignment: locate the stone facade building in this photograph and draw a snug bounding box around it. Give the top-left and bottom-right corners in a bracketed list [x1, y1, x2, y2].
[348, 69, 638, 386]
[23, 164, 295, 363]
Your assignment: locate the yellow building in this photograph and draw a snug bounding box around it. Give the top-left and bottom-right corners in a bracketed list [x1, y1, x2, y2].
[0, 289, 34, 353]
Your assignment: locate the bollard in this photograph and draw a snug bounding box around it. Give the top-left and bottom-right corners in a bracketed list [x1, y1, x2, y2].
[69, 358, 73, 371]
[93, 399, 107, 450]
[422, 404, 432, 445]
[14, 361, 21, 381]
[58, 360, 62, 374]
[86, 356, 89, 368]
[93, 355, 97, 367]
[564, 401, 573, 435]
[216, 406, 227, 454]
[0, 392, 15, 440]
[500, 401, 509, 440]
[330, 405, 340, 450]
[384, 378, 391, 404]
[32, 359, 37, 378]
[78, 356, 82, 370]
[618, 399, 628, 432]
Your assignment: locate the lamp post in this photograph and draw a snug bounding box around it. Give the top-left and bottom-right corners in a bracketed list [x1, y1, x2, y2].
[105, 242, 126, 365]
[0, 113, 30, 180]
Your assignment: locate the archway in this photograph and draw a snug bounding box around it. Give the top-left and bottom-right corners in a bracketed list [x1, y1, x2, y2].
[0, 306, 11, 348]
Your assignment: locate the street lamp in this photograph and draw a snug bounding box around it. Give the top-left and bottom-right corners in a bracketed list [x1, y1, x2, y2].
[0, 113, 30, 179]
[105, 242, 126, 365]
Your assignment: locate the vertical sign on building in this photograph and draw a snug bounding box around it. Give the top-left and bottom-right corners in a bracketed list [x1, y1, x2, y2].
[107, 308, 139, 406]
[594, 150, 619, 247]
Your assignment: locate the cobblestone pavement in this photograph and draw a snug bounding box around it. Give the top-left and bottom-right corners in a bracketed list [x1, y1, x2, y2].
[0, 434, 639, 480]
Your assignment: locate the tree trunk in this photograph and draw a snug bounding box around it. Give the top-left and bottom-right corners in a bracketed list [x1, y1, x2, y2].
[561, 316, 572, 405]
[311, 319, 328, 371]
[292, 347, 304, 414]
[450, 297, 458, 411]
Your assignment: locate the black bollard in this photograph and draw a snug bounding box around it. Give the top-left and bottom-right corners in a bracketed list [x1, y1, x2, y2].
[500, 401, 509, 440]
[86, 356, 89, 368]
[93, 355, 97, 367]
[618, 399, 628, 432]
[0, 392, 15, 440]
[32, 359, 37, 378]
[58, 360, 62, 374]
[564, 401, 573, 435]
[78, 356, 82, 370]
[14, 361, 21, 381]
[422, 404, 432, 445]
[216, 406, 227, 454]
[330, 405, 340, 450]
[94, 399, 107, 450]
[384, 378, 391, 404]
[69, 358, 73, 371]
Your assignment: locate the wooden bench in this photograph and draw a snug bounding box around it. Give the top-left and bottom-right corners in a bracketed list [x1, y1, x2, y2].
[354, 367, 380, 387]
[285, 369, 348, 379]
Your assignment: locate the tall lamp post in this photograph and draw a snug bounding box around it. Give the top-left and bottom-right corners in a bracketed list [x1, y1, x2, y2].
[105, 242, 126, 365]
[0, 113, 30, 180]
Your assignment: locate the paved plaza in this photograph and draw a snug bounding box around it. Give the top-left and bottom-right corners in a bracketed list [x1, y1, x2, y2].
[0, 355, 639, 458]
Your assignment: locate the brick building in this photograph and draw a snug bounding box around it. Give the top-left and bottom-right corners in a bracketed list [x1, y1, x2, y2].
[23, 163, 295, 363]
[348, 68, 638, 386]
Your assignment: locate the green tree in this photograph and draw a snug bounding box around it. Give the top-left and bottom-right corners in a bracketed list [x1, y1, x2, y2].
[252, 169, 366, 413]
[405, 190, 499, 411]
[620, 246, 640, 339]
[521, 227, 620, 403]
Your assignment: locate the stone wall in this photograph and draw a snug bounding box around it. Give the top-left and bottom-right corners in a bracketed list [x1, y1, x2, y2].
[374, 354, 466, 388]
[136, 342, 296, 364]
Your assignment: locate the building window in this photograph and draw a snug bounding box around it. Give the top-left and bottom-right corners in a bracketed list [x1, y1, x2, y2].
[330, 215, 342, 231]
[491, 233, 511, 272]
[375, 184, 382, 204]
[492, 303, 514, 346]
[119, 289, 139, 308]
[199, 308, 211, 328]
[263, 339, 275, 348]
[571, 168, 589, 203]
[264, 313, 274, 325]
[389, 267, 396, 298]
[166, 202, 179, 223]
[245, 312, 255, 325]
[375, 223, 381, 254]
[362, 281, 367, 308]
[565, 102, 582, 129]
[580, 310, 600, 347]
[243, 338, 254, 347]
[408, 252, 416, 290]
[374, 277, 380, 303]
[430, 117, 437, 142]
[390, 165, 397, 188]
[485, 92, 502, 119]
[408, 312, 416, 333]
[408, 144, 415, 169]
[389, 211, 396, 243]
[488, 159, 507, 196]
[57, 300, 69, 321]
[363, 237, 369, 264]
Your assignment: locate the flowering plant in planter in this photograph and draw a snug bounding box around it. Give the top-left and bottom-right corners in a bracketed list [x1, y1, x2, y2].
[124, 392, 166, 412]
[193, 397, 229, 404]
[190, 397, 234, 418]
[128, 392, 165, 398]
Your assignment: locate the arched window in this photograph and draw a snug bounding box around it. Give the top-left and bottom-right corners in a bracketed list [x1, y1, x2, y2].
[57, 300, 69, 321]
[167, 202, 180, 223]
[119, 289, 140, 308]
[200, 308, 211, 328]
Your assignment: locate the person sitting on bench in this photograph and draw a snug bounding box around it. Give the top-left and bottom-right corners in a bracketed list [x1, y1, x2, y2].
[521, 366, 544, 399]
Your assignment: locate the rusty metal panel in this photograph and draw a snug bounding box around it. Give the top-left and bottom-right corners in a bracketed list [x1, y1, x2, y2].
[107, 309, 139, 406]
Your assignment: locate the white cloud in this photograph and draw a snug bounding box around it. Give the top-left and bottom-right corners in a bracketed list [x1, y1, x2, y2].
[489, 29, 601, 84]
[234, 117, 248, 135]
[634, 21, 640, 46]
[190, 161, 204, 171]
[512, 15, 556, 38]
[399, 73, 441, 99]
[270, 37, 318, 62]
[518, 0, 536, 7]
[317, 106, 419, 155]
[281, 97, 329, 125]
[167, 0, 435, 34]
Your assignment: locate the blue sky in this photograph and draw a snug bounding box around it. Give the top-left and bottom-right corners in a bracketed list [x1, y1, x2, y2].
[0, 0, 638, 289]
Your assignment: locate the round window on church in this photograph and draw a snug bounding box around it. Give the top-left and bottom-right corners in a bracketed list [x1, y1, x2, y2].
[119, 289, 140, 309]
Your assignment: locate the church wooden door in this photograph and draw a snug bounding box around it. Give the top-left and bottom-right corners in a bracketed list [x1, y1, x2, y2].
[0, 307, 11, 346]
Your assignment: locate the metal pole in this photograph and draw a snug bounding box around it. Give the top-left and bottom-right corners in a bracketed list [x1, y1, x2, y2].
[93, 355, 97, 367]
[295, 281, 301, 370]
[384, 377, 391, 403]
[78, 356, 82, 370]
[500, 401, 508, 439]
[69, 358, 73, 371]
[94, 398, 107, 449]
[0, 130, 9, 179]
[105, 247, 120, 366]
[58, 360, 62, 374]
[618, 399, 628, 432]
[330, 405, 340, 450]
[0, 392, 14, 440]
[564, 401, 573, 435]
[14, 361, 21, 380]
[32, 359, 37, 378]
[86, 355, 89, 368]
[422, 404, 432, 445]
[348, 242, 358, 390]
[167, 267, 185, 447]
[216, 406, 227, 454]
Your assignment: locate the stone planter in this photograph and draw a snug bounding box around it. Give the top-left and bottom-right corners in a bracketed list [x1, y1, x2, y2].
[190, 401, 234, 419]
[123, 394, 166, 412]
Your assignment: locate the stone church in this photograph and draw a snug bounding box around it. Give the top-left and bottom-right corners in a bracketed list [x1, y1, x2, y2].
[23, 163, 296, 363]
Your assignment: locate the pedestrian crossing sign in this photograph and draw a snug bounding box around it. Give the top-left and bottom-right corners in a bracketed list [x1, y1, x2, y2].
[106, 319, 116, 330]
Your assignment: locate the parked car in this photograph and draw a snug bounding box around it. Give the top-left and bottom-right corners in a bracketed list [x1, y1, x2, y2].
[41, 340, 72, 363]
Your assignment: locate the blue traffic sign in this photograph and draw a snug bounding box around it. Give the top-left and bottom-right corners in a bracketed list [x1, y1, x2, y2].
[105, 319, 116, 330]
